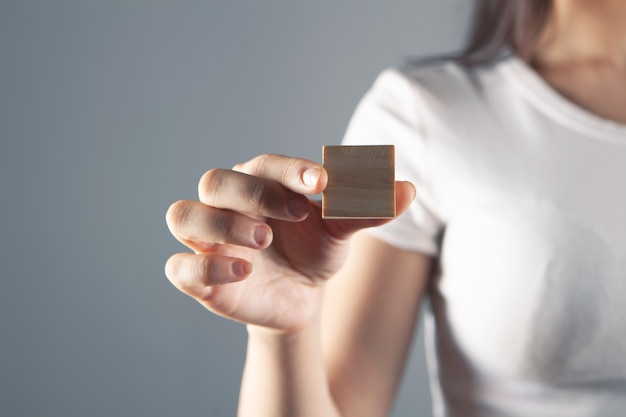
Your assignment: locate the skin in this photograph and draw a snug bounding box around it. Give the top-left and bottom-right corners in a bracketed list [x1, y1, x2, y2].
[165, 1, 626, 416]
[531, 0, 626, 123]
[166, 156, 424, 417]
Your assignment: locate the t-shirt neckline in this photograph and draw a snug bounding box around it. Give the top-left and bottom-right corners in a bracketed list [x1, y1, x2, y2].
[500, 54, 626, 144]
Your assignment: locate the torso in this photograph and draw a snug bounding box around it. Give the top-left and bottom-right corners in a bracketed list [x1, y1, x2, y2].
[343, 55, 626, 416]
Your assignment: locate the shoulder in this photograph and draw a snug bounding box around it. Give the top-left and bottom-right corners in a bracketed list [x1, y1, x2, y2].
[369, 57, 512, 110]
[344, 56, 519, 147]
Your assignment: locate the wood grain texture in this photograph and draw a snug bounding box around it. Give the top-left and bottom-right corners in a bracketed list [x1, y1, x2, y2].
[322, 145, 395, 219]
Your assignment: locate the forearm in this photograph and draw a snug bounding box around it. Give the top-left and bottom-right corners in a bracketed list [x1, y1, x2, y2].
[238, 319, 341, 417]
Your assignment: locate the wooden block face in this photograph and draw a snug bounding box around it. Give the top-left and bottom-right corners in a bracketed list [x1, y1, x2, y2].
[322, 145, 395, 219]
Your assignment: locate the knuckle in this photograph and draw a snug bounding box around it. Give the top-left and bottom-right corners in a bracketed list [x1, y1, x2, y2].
[201, 208, 233, 241]
[197, 256, 217, 288]
[199, 168, 227, 200]
[165, 254, 211, 294]
[196, 259, 223, 303]
[213, 211, 237, 241]
[246, 179, 270, 213]
[247, 153, 273, 176]
[166, 200, 193, 233]
[281, 158, 300, 185]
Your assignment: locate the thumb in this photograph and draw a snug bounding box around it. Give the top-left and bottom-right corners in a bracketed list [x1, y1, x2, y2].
[324, 181, 416, 239]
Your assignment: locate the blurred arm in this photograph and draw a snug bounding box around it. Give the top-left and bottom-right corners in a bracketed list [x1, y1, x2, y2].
[238, 232, 434, 417]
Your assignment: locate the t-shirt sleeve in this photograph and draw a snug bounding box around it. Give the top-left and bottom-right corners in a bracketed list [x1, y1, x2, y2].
[340, 68, 443, 257]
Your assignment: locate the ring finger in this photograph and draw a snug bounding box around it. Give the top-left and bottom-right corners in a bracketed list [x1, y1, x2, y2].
[166, 200, 273, 252]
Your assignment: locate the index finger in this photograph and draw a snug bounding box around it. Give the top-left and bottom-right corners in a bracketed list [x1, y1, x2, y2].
[233, 154, 327, 195]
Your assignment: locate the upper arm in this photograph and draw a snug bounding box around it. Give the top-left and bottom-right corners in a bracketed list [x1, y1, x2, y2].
[321, 231, 435, 417]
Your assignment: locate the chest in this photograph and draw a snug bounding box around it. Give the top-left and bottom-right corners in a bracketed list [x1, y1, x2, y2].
[426, 113, 626, 382]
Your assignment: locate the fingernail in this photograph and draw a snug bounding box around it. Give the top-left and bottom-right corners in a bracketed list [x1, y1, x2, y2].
[287, 197, 310, 218]
[302, 167, 321, 187]
[232, 260, 252, 278]
[254, 226, 268, 247]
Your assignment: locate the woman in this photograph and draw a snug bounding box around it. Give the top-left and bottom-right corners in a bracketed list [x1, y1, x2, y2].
[165, 0, 626, 415]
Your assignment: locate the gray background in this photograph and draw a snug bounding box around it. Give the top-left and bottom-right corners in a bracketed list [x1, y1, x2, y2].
[0, 1, 470, 416]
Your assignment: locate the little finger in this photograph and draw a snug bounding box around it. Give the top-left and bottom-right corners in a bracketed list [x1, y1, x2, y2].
[165, 252, 252, 296]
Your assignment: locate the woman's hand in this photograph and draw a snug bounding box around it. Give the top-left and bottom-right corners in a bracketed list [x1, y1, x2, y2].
[165, 154, 415, 333]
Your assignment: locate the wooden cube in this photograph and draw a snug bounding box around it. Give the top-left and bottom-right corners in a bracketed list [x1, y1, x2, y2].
[322, 145, 395, 219]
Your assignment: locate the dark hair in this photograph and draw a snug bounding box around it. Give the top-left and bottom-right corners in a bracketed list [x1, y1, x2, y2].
[460, 0, 553, 65]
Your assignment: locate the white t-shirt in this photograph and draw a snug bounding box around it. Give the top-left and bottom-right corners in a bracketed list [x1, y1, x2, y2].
[341, 55, 626, 417]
